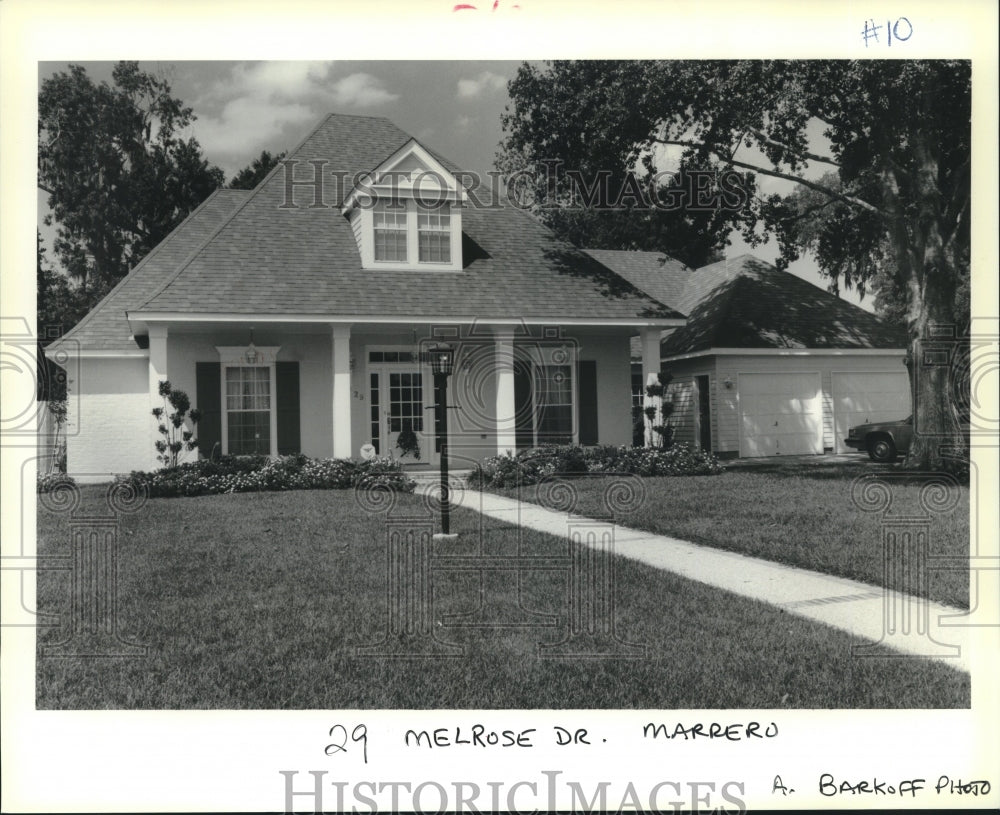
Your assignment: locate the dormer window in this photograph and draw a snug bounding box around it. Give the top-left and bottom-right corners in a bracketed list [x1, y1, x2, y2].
[373, 199, 408, 262]
[418, 203, 451, 263]
[342, 138, 467, 272]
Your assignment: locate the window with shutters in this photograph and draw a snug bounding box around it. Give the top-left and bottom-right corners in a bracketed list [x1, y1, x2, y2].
[225, 366, 272, 455]
[534, 364, 573, 444]
[215, 346, 280, 457]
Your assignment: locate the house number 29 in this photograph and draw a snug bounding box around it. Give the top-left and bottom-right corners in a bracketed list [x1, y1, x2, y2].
[352, 390, 365, 400]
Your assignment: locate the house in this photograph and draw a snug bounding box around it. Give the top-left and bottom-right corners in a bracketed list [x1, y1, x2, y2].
[586, 250, 910, 458]
[45, 114, 685, 481]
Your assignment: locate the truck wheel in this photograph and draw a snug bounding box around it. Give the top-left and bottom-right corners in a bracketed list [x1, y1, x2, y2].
[867, 436, 897, 462]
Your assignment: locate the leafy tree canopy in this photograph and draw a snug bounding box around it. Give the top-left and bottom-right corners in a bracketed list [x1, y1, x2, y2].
[38, 61, 224, 296]
[229, 150, 287, 190]
[500, 60, 971, 468]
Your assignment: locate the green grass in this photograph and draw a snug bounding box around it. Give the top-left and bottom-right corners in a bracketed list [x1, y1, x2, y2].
[496, 460, 970, 609]
[36, 484, 969, 709]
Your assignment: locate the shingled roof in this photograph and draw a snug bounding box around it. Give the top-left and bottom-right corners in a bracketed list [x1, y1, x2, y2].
[115, 113, 680, 328]
[583, 249, 692, 313]
[661, 255, 907, 356]
[47, 189, 251, 352]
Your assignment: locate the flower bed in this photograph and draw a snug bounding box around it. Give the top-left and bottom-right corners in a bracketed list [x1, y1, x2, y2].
[37, 472, 77, 493]
[468, 444, 724, 489]
[116, 454, 415, 498]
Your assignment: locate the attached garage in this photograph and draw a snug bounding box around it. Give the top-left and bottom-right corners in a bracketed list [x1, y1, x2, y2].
[604, 252, 909, 459]
[738, 372, 823, 457]
[831, 371, 911, 453]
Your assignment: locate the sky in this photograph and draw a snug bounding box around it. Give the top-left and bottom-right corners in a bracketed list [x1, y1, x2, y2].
[37, 59, 874, 312]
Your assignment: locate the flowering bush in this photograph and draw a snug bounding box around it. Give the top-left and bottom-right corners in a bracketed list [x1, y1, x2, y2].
[37, 472, 77, 493]
[117, 454, 415, 498]
[468, 443, 724, 489]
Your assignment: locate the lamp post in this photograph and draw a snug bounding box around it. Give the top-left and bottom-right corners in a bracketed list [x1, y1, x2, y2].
[429, 343, 457, 540]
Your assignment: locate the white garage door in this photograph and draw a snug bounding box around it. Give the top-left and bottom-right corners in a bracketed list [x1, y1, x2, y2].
[832, 371, 911, 453]
[739, 372, 823, 457]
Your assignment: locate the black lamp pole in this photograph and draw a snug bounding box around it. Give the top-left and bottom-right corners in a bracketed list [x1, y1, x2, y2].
[430, 344, 455, 537]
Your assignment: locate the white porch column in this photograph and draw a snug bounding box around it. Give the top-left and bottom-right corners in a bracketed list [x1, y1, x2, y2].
[639, 326, 662, 447]
[331, 324, 353, 459]
[148, 324, 168, 469]
[331, 325, 353, 466]
[494, 327, 517, 456]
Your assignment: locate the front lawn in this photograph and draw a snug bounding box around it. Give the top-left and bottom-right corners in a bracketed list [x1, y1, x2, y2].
[495, 460, 970, 609]
[36, 485, 968, 709]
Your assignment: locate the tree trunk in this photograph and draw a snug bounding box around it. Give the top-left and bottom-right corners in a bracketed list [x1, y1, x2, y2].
[902, 257, 967, 472]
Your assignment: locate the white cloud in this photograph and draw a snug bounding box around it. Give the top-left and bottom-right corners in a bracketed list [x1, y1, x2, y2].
[223, 61, 337, 99]
[188, 62, 398, 174]
[330, 72, 399, 108]
[189, 96, 316, 164]
[456, 71, 507, 99]
[455, 114, 474, 132]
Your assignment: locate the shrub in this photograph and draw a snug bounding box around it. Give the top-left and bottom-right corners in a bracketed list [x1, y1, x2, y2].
[468, 443, 724, 489]
[37, 472, 76, 493]
[152, 380, 201, 468]
[116, 454, 415, 498]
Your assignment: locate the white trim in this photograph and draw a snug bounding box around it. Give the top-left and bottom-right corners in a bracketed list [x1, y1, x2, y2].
[44, 349, 149, 359]
[215, 345, 280, 364]
[367, 348, 439, 467]
[736, 370, 823, 458]
[217, 345, 281, 457]
[129, 312, 684, 328]
[341, 139, 468, 213]
[662, 347, 907, 362]
[523, 343, 578, 447]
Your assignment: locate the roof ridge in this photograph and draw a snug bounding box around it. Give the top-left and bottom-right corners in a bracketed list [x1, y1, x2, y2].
[47, 188, 234, 351]
[133, 112, 343, 313]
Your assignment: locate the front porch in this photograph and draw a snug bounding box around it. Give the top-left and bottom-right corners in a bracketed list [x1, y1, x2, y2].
[121, 319, 668, 473]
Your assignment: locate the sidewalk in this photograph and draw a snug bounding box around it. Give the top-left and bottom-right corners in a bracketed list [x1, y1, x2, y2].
[424, 484, 973, 674]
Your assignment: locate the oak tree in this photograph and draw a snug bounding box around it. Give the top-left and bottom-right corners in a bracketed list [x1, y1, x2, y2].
[501, 60, 971, 469]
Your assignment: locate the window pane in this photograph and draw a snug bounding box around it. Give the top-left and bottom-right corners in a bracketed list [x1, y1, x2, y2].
[417, 203, 451, 263]
[228, 411, 270, 455]
[374, 199, 407, 261]
[224, 365, 271, 454]
[535, 364, 572, 442]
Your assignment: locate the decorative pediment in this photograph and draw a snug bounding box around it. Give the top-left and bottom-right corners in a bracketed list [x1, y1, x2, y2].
[342, 139, 467, 213]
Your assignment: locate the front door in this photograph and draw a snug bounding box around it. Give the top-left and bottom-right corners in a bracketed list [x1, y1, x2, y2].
[369, 367, 436, 465]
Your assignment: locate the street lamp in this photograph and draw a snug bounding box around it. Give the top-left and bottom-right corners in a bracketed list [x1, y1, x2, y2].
[429, 343, 457, 540]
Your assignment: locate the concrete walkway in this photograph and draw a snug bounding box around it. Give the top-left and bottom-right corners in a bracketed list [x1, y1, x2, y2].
[422, 484, 973, 674]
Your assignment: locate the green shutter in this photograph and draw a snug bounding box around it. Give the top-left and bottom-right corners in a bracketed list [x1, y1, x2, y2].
[276, 361, 301, 455]
[195, 362, 221, 460]
[578, 360, 598, 445]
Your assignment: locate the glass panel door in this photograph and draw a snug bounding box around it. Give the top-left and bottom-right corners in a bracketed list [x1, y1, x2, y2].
[387, 371, 424, 461]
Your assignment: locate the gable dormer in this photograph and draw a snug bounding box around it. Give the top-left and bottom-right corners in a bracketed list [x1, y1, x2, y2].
[342, 139, 467, 271]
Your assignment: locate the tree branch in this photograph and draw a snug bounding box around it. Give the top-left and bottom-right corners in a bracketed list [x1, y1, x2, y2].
[653, 138, 885, 216]
[748, 129, 840, 168]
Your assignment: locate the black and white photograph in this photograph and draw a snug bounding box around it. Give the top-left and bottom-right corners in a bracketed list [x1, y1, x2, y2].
[2, 1, 998, 813]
